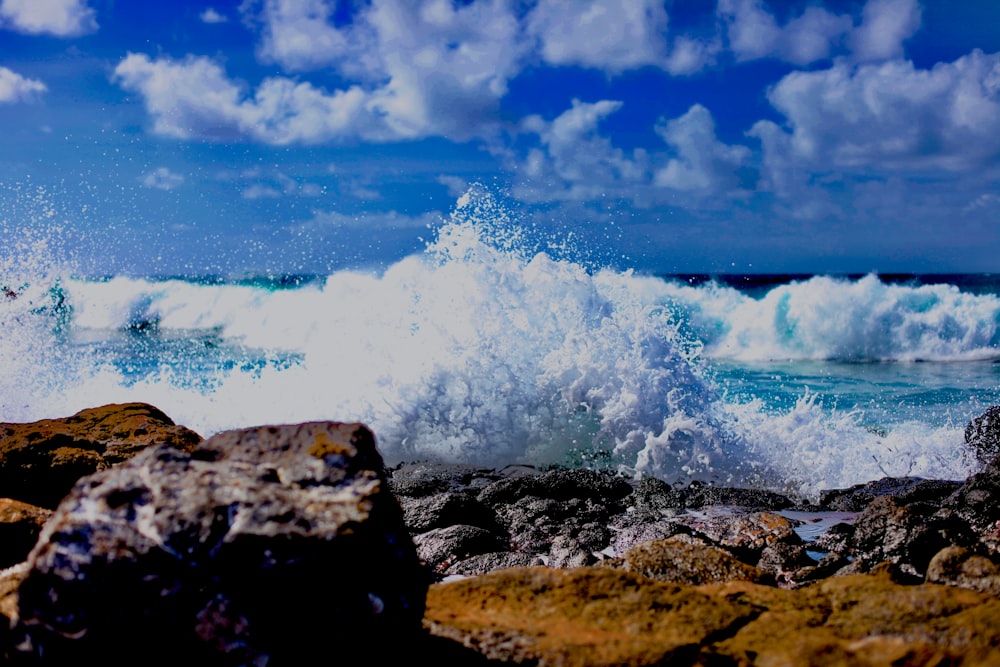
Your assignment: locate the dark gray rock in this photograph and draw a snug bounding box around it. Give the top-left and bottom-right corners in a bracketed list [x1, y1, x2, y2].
[628, 477, 685, 515]
[389, 462, 500, 499]
[680, 481, 793, 510]
[819, 477, 961, 512]
[442, 551, 544, 577]
[399, 491, 502, 535]
[940, 455, 1000, 535]
[0, 499, 51, 570]
[13, 422, 426, 666]
[966, 405, 1000, 466]
[414, 525, 509, 573]
[849, 496, 975, 577]
[476, 467, 632, 508]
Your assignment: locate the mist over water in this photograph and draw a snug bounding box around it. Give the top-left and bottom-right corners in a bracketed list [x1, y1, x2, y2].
[2, 187, 992, 499]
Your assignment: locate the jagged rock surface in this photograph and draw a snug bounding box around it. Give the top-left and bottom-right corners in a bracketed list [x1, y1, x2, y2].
[12, 422, 426, 666]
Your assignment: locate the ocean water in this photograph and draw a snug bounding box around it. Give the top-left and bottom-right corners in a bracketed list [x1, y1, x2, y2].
[2, 189, 997, 499]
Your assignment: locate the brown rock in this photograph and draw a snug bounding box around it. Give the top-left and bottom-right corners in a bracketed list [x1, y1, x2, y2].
[0, 403, 202, 508]
[926, 545, 1000, 597]
[424, 566, 759, 666]
[0, 498, 52, 569]
[607, 536, 773, 586]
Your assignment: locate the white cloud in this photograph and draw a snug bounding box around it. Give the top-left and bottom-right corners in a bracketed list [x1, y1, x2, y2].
[664, 36, 720, 76]
[113, 53, 371, 144]
[199, 8, 228, 24]
[718, 0, 851, 65]
[848, 0, 921, 63]
[654, 104, 750, 193]
[751, 50, 1000, 174]
[516, 99, 649, 201]
[301, 208, 441, 231]
[526, 0, 669, 74]
[247, 0, 368, 73]
[0, 66, 46, 103]
[141, 167, 184, 191]
[0, 0, 97, 37]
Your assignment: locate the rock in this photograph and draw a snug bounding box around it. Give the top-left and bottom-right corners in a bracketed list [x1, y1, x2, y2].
[757, 542, 817, 586]
[940, 456, 1000, 536]
[423, 566, 760, 666]
[672, 510, 802, 562]
[819, 477, 961, 512]
[442, 551, 544, 578]
[12, 422, 426, 666]
[425, 566, 1000, 665]
[0, 403, 202, 508]
[849, 496, 974, 577]
[0, 498, 52, 569]
[701, 570, 1000, 665]
[609, 519, 694, 555]
[476, 467, 633, 508]
[414, 525, 509, 573]
[680, 481, 794, 510]
[608, 536, 773, 586]
[627, 477, 685, 515]
[493, 495, 612, 556]
[399, 491, 501, 535]
[389, 462, 500, 498]
[966, 405, 1000, 466]
[926, 546, 1000, 597]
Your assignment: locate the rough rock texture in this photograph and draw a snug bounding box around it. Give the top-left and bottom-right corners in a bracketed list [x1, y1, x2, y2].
[603, 536, 773, 585]
[0, 403, 202, 508]
[424, 566, 758, 666]
[966, 405, 1000, 466]
[925, 546, 1000, 597]
[0, 499, 51, 569]
[12, 422, 426, 666]
[425, 566, 1000, 666]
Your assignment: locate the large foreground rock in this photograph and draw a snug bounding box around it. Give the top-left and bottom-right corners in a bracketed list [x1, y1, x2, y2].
[11, 422, 426, 666]
[0, 403, 202, 508]
[425, 566, 1000, 666]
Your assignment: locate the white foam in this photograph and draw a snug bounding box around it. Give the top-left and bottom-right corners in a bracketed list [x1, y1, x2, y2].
[0, 189, 981, 497]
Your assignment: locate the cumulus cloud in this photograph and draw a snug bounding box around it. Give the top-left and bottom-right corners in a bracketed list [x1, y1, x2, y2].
[247, 0, 368, 73]
[141, 167, 184, 191]
[113, 53, 371, 144]
[0, 66, 46, 103]
[516, 99, 648, 201]
[718, 0, 920, 66]
[751, 50, 1000, 174]
[199, 8, 228, 24]
[654, 104, 750, 193]
[717, 0, 851, 65]
[0, 0, 97, 37]
[848, 0, 921, 63]
[526, 0, 668, 73]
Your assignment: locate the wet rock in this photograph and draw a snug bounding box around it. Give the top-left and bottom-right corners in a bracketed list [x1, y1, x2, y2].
[680, 481, 794, 510]
[13, 422, 425, 666]
[757, 541, 817, 586]
[940, 455, 1000, 535]
[476, 467, 633, 508]
[494, 495, 612, 555]
[399, 491, 502, 534]
[850, 496, 975, 577]
[925, 546, 1000, 597]
[414, 525, 509, 573]
[813, 521, 855, 554]
[389, 462, 500, 498]
[627, 476, 685, 515]
[672, 511, 802, 562]
[609, 519, 694, 556]
[607, 536, 773, 586]
[0, 499, 52, 569]
[442, 551, 544, 578]
[819, 476, 962, 512]
[965, 405, 1000, 466]
[0, 403, 202, 509]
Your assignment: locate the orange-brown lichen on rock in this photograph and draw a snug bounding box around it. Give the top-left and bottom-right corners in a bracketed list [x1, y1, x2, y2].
[602, 535, 773, 585]
[424, 566, 761, 666]
[700, 567, 1000, 666]
[0, 403, 202, 508]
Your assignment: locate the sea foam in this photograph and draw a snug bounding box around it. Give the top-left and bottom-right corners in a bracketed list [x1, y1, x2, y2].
[0, 188, 980, 497]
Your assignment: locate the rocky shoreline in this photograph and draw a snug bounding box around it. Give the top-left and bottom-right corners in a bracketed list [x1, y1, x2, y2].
[2, 403, 1000, 665]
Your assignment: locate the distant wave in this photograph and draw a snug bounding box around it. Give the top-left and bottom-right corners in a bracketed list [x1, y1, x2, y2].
[656, 274, 1000, 362]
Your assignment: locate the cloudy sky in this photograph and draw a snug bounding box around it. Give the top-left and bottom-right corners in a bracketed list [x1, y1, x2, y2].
[1, 0, 999, 276]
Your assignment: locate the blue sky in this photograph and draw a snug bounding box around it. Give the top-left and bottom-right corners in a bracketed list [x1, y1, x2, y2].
[1, 0, 999, 276]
